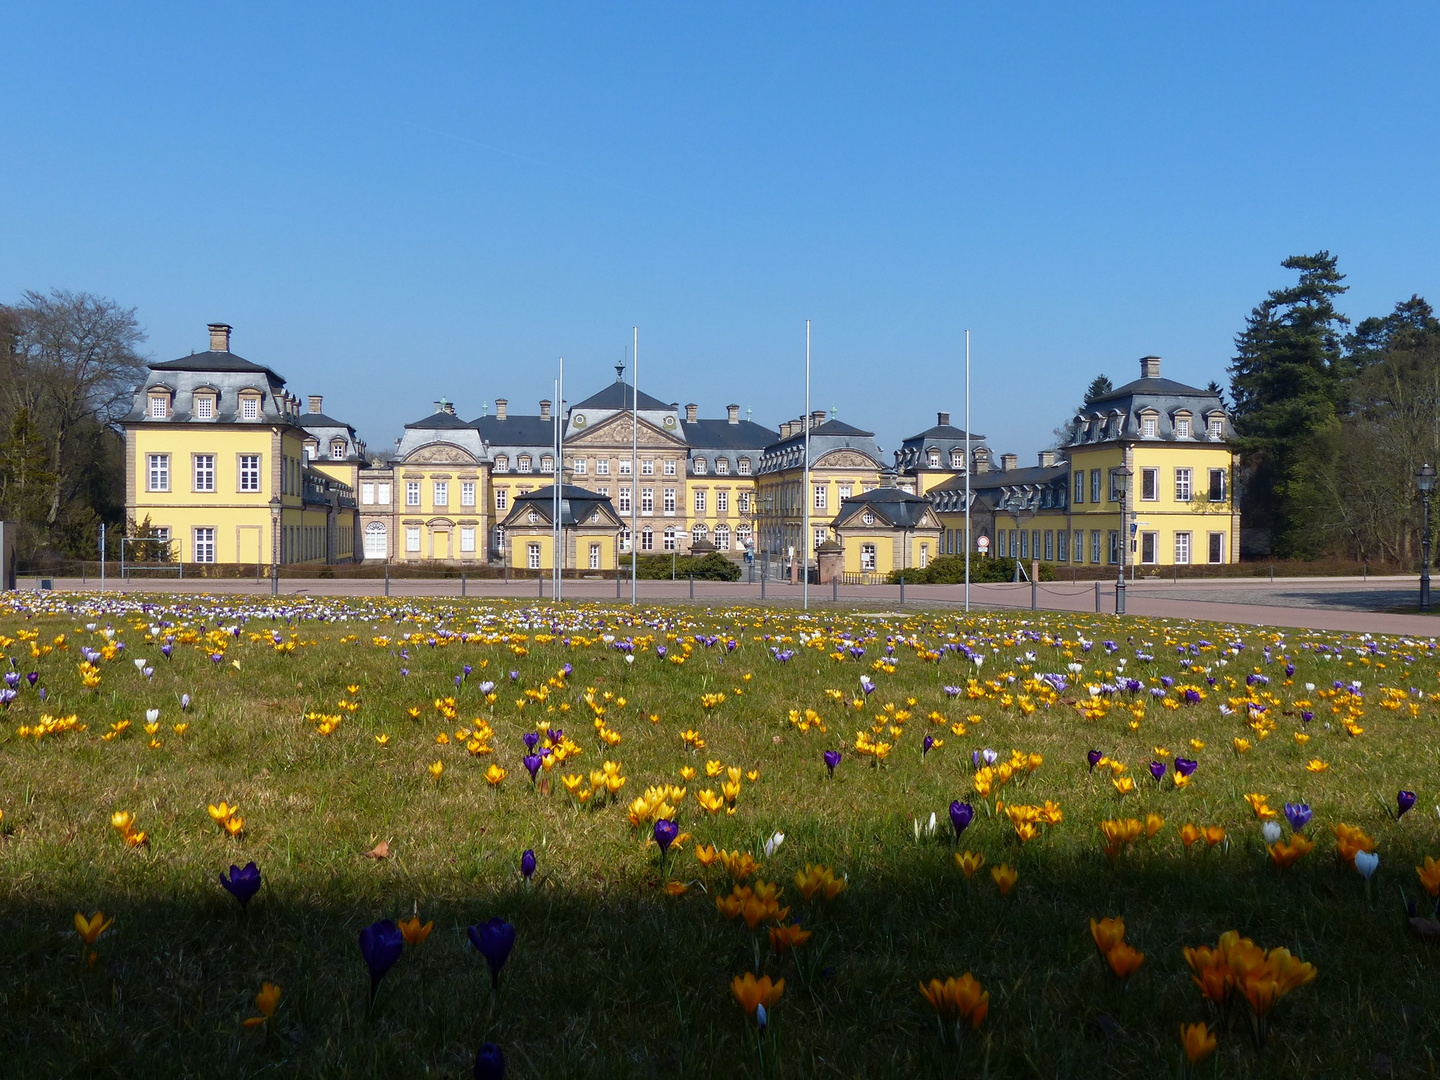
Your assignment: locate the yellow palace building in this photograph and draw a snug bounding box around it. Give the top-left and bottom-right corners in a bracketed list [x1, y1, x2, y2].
[123, 324, 357, 569]
[930, 356, 1238, 569]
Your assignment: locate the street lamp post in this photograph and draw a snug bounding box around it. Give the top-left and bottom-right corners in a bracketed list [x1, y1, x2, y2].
[1417, 463, 1436, 612]
[268, 495, 282, 597]
[1113, 465, 1132, 615]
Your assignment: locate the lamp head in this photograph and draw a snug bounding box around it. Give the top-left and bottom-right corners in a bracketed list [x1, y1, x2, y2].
[1418, 463, 1437, 493]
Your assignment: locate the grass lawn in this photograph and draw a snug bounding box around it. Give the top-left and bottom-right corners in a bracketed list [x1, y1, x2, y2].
[2, 594, 1439, 1078]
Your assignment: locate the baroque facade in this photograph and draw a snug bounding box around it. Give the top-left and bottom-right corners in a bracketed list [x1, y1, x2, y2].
[123, 329, 1237, 574]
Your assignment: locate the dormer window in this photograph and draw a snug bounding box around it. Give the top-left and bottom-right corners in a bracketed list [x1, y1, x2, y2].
[1174, 414, 1191, 438]
[950, 449, 964, 469]
[495, 455, 509, 472]
[194, 393, 215, 420]
[1140, 412, 1158, 438]
[1208, 416, 1225, 439]
[330, 439, 346, 458]
[694, 457, 707, 475]
[927, 450, 940, 467]
[518, 455, 532, 473]
[715, 458, 729, 475]
[149, 393, 170, 419]
[738, 457, 751, 475]
[541, 455, 554, 474]
[239, 391, 261, 420]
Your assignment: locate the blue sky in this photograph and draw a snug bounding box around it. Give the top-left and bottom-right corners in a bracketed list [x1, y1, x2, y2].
[3, 3, 1437, 460]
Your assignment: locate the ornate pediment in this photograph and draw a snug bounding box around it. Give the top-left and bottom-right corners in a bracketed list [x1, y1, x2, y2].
[815, 449, 882, 470]
[403, 442, 478, 466]
[569, 414, 684, 450]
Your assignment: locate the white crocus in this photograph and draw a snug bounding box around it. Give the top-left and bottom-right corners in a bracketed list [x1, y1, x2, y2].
[764, 831, 785, 857]
[146, 709, 160, 724]
[1262, 821, 1282, 845]
[1354, 851, 1380, 880]
[133, 658, 147, 671]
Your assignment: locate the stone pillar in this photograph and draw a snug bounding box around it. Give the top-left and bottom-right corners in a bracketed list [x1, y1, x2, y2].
[816, 539, 843, 584]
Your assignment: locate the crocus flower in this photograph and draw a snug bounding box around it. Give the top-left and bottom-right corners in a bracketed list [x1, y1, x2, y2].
[1355, 850, 1380, 879]
[949, 800, 973, 840]
[219, 862, 262, 909]
[1148, 761, 1166, 782]
[922, 735, 935, 758]
[26, 672, 38, 687]
[474, 1043, 506, 1080]
[522, 754, 542, 781]
[180, 694, 191, 711]
[1173, 758, 1198, 777]
[1284, 803, 1312, 831]
[654, 818, 679, 855]
[521, 849, 536, 881]
[823, 749, 841, 777]
[468, 918, 516, 988]
[1262, 821, 1282, 845]
[1399, 790, 1417, 819]
[358, 919, 405, 997]
[523, 731, 540, 751]
[1086, 749, 1103, 771]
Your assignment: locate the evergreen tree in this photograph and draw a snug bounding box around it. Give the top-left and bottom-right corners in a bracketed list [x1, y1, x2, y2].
[1228, 252, 1350, 555]
[1083, 375, 1113, 403]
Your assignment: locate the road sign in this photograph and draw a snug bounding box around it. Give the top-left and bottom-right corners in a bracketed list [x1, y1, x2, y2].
[976, 535, 990, 552]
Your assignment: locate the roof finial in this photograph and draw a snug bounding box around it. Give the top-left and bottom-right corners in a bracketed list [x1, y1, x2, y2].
[831, 403, 837, 419]
[746, 406, 752, 421]
[616, 356, 625, 383]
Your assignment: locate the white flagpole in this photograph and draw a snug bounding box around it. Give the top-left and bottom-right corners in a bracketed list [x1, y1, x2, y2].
[557, 355, 564, 603]
[964, 330, 971, 613]
[631, 327, 638, 607]
[803, 319, 811, 611]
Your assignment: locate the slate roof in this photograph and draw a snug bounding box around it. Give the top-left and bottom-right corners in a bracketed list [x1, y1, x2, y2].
[572, 380, 671, 413]
[473, 414, 556, 447]
[151, 350, 285, 383]
[834, 487, 937, 530]
[681, 418, 779, 449]
[405, 410, 473, 430]
[503, 485, 620, 528]
[901, 422, 986, 443]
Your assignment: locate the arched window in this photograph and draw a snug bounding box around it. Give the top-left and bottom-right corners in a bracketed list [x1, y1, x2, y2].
[619, 526, 631, 552]
[692, 523, 707, 544]
[714, 524, 730, 550]
[735, 523, 751, 545]
[663, 526, 677, 551]
[364, 521, 387, 559]
[641, 526, 654, 551]
[331, 439, 347, 458]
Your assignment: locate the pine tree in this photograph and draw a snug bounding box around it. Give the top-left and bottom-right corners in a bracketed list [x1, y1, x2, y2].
[1228, 253, 1350, 555]
[1083, 375, 1113, 403]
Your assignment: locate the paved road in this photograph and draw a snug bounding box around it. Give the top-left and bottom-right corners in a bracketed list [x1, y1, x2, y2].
[11, 573, 1438, 638]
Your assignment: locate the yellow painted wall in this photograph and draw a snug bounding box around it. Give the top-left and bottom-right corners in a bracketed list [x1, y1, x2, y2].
[506, 528, 617, 571]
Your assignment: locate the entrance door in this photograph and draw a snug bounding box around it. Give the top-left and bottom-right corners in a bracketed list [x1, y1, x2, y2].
[434, 530, 451, 560]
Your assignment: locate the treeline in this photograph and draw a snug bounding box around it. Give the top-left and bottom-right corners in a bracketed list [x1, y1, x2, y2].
[0, 290, 146, 559]
[1228, 253, 1440, 561]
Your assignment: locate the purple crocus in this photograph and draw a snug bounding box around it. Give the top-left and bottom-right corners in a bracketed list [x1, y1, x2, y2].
[509, 670, 519, 682]
[1301, 710, 1313, 725]
[522, 754, 542, 781]
[161, 643, 173, 659]
[468, 918, 516, 989]
[3, 672, 17, 690]
[523, 731, 540, 751]
[37, 687, 46, 703]
[922, 735, 935, 758]
[1174, 758, 1198, 777]
[474, 1043, 506, 1080]
[1284, 803, 1312, 831]
[823, 749, 841, 777]
[653, 818, 679, 856]
[656, 646, 668, 659]
[1148, 760, 1166, 782]
[1399, 790, 1417, 819]
[26, 672, 38, 687]
[180, 693, 191, 712]
[358, 919, 405, 997]
[455, 675, 464, 688]
[1087, 749, 1103, 772]
[219, 861, 262, 908]
[520, 849, 536, 881]
[463, 664, 473, 677]
[949, 800, 974, 840]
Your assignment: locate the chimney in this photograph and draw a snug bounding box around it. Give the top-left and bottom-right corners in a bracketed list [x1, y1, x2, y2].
[880, 471, 896, 488]
[540, 400, 551, 421]
[444, 401, 456, 416]
[308, 395, 323, 414]
[780, 421, 792, 439]
[670, 402, 680, 415]
[434, 400, 445, 414]
[685, 403, 698, 423]
[727, 404, 739, 425]
[1038, 450, 1057, 467]
[208, 323, 232, 352]
[1000, 453, 1018, 472]
[1140, 355, 1161, 379]
[974, 447, 991, 473]
[937, 411, 950, 427]
[811, 410, 827, 429]
[495, 398, 507, 420]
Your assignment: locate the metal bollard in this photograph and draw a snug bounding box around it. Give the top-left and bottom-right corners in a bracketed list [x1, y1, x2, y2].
[761, 574, 766, 601]
[461, 573, 466, 597]
[1031, 576, 1037, 610]
[384, 563, 389, 597]
[538, 573, 543, 599]
[899, 576, 905, 606]
[832, 577, 838, 603]
[616, 571, 621, 598]
[689, 573, 694, 599]
[1095, 580, 1101, 612]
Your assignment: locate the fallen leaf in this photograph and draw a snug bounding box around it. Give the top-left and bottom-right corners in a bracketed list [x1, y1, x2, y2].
[363, 840, 390, 859]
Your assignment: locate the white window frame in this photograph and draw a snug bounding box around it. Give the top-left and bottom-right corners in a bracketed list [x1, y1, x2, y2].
[541, 456, 554, 474]
[641, 488, 654, 515]
[1175, 468, 1192, 502]
[460, 526, 476, 553]
[694, 490, 706, 514]
[597, 459, 610, 476]
[814, 484, 827, 510]
[716, 490, 728, 513]
[860, 543, 876, 571]
[495, 489, 508, 511]
[738, 491, 751, 513]
[518, 456, 532, 473]
[1175, 416, 1191, 438]
[589, 543, 601, 569]
[641, 459, 654, 476]
[619, 459, 632, 476]
[1174, 531, 1191, 564]
[377, 482, 391, 505]
[693, 458, 706, 475]
[149, 395, 168, 419]
[715, 524, 730, 550]
[1208, 532, 1225, 564]
[1209, 468, 1227, 503]
[195, 395, 214, 420]
[663, 526, 677, 551]
[240, 396, 259, 420]
[239, 454, 261, 492]
[433, 481, 448, 507]
[364, 522, 387, 558]
[193, 527, 216, 564]
[572, 457, 587, 475]
[663, 459, 676, 476]
[405, 527, 421, 553]
[406, 482, 421, 507]
[641, 526, 654, 551]
[361, 482, 375, 505]
[527, 543, 541, 569]
[618, 486, 631, 513]
[737, 458, 751, 476]
[147, 454, 170, 492]
[461, 481, 475, 507]
[716, 458, 729, 475]
[194, 454, 216, 493]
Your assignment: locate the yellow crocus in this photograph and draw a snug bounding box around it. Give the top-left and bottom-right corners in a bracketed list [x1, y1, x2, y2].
[484, 764, 507, 786]
[731, 972, 784, 1017]
[954, 850, 985, 879]
[243, 982, 282, 1028]
[74, 911, 113, 945]
[398, 916, 433, 947]
[428, 761, 444, 780]
[991, 863, 1017, 895]
[1180, 1022, 1216, 1064]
